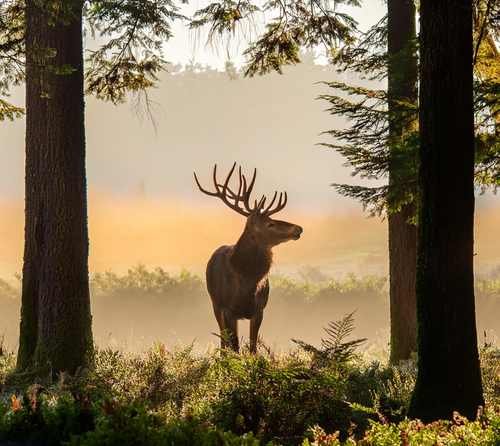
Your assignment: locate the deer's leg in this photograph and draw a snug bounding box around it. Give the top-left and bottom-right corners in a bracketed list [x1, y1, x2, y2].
[224, 313, 239, 352]
[250, 311, 263, 354]
[213, 305, 228, 349]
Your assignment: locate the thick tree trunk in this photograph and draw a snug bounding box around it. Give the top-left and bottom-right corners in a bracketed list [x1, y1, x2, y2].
[409, 0, 484, 421]
[387, 0, 418, 363]
[16, 4, 44, 370]
[16, 0, 92, 376]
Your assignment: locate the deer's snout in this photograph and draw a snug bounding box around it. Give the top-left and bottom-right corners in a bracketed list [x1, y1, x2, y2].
[292, 225, 303, 240]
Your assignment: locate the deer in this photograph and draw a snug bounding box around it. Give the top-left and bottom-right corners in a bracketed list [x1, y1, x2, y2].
[194, 162, 303, 353]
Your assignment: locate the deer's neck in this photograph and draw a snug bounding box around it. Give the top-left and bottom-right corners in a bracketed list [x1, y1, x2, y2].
[231, 230, 272, 282]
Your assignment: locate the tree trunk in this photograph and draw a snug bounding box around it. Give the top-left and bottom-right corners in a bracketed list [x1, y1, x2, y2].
[409, 0, 484, 421]
[16, 0, 92, 376]
[387, 0, 418, 363]
[388, 205, 417, 363]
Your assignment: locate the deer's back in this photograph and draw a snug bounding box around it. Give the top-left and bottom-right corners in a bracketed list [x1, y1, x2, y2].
[206, 245, 269, 319]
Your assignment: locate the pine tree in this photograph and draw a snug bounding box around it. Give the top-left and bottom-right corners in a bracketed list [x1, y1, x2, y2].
[1, 0, 184, 377]
[386, 0, 418, 363]
[18, 0, 92, 374]
[409, 0, 484, 420]
[318, 1, 498, 363]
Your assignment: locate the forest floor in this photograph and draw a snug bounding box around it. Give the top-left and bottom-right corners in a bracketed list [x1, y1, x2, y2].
[0, 331, 499, 445]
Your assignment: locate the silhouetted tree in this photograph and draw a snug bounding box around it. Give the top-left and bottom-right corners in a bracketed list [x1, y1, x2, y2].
[319, 0, 498, 364]
[386, 0, 418, 363]
[319, 8, 419, 363]
[16, 0, 91, 375]
[0, 0, 183, 376]
[409, 0, 484, 421]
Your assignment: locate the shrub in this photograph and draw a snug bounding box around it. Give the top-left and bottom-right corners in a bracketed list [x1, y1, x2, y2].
[0, 338, 15, 386]
[0, 344, 498, 445]
[303, 409, 500, 445]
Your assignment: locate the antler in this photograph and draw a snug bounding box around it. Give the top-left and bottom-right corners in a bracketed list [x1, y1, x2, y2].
[193, 163, 288, 217]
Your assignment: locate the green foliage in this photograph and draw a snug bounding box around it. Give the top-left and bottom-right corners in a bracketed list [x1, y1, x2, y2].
[90, 264, 203, 297]
[292, 312, 366, 369]
[190, 0, 260, 45]
[189, 0, 360, 77]
[480, 343, 500, 407]
[0, 0, 185, 107]
[475, 118, 500, 192]
[0, 337, 15, 385]
[0, 385, 94, 445]
[318, 71, 419, 216]
[302, 409, 500, 445]
[360, 413, 500, 446]
[186, 350, 378, 443]
[321, 6, 500, 218]
[0, 97, 24, 120]
[0, 336, 499, 445]
[0, 346, 375, 444]
[330, 15, 387, 81]
[66, 402, 265, 446]
[0, 388, 264, 445]
[84, 0, 185, 103]
[0, 0, 361, 111]
[0, 0, 24, 120]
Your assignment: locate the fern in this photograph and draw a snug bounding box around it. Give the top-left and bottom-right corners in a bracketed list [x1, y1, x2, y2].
[292, 312, 366, 368]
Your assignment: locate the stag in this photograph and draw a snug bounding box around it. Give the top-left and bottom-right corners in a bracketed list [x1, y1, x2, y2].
[194, 163, 303, 353]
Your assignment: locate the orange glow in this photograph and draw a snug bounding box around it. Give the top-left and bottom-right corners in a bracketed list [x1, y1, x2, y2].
[0, 192, 499, 278]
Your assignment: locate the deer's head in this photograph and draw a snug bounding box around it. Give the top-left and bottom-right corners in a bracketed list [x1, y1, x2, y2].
[194, 163, 303, 248]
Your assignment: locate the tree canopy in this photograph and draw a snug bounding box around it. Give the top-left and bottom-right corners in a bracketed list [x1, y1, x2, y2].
[319, 2, 499, 218]
[0, 0, 361, 117]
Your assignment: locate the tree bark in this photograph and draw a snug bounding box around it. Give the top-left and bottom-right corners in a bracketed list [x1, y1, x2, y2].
[388, 205, 417, 363]
[387, 0, 418, 363]
[409, 0, 484, 421]
[16, 0, 92, 376]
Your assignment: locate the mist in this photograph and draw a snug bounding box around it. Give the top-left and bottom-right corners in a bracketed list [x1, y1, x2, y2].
[1, 192, 499, 353]
[1, 56, 498, 356]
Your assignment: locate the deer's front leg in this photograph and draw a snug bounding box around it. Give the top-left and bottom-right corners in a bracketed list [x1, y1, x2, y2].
[250, 311, 263, 354]
[223, 311, 239, 352]
[213, 305, 228, 349]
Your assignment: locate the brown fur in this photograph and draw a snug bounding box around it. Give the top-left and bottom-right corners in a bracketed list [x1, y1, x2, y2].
[206, 213, 302, 353]
[194, 163, 302, 353]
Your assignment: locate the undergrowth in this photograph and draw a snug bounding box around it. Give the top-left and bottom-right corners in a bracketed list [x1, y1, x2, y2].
[0, 333, 498, 445]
